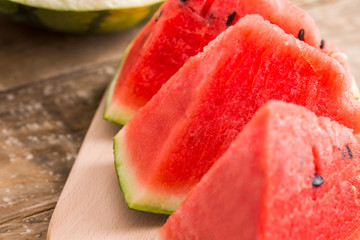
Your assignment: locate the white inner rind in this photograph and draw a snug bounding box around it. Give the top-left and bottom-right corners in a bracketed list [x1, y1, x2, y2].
[114, 129, 184, 214]
[8, 0, 163, 11]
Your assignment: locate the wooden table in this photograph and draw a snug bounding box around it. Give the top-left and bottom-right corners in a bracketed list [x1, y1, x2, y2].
[0, 0, 359, 239]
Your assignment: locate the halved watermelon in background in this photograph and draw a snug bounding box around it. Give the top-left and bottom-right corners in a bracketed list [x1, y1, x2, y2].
[156, 100, 360, 240]
[104, 0, 328, 124]
[0, 0, 163, 33]
[114, 15, 360, 214]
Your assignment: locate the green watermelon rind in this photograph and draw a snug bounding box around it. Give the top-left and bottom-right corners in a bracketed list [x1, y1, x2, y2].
[0, 0, 163, 33]
[104, 46, 137, 125]
[113, 130, 179, 215]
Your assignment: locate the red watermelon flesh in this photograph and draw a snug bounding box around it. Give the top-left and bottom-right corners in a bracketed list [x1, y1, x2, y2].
[156, 100, 360, 240]
[323, 42, 354, 79]
[104, 0, 328, 124]
[114, 15, 360, 214]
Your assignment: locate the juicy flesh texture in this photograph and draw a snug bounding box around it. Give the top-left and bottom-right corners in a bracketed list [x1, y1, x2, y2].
[109, 0, 323, 114]
[323, 42, 353, 79]
[189, 0, 321, 46]
[120, 15, 360, 202]
[157, 101, 360, 240]
[113, 3, 223, 110]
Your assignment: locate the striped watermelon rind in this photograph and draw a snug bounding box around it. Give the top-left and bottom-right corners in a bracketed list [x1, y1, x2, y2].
[0, 0, 163, 33]
[114, 130, 180, 214]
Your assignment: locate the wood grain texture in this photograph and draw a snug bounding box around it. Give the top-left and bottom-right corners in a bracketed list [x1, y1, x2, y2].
[0, 63, 112, 239]
[0, 16, 145, 239]
[0, 0, 359, 239]
[0, 16, 143, 91]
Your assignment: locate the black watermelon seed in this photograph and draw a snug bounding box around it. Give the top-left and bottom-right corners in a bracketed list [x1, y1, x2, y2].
[226, 11, 236, 26]
[346, 145, 353, 159]
[180, 0, 187, 2]
[341, 148, 346, 159]
[155, 11, 162, 22]
[320, 39, 326, 49]
[312, 174, 324, 187]
[298, 29, 305, 41]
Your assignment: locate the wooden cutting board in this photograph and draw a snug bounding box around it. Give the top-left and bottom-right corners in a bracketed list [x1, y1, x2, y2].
[47, 95, 168, 239]
[47, 0, 360, 239]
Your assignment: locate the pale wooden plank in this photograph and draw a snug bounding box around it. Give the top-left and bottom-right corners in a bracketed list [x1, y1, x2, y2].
[47, 96, 168, 240]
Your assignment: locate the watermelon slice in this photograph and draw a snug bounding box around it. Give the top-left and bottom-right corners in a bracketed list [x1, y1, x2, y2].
[104, 0, 329, 124]
[156, 100, 360, 240]
[114, 15, 360, 214]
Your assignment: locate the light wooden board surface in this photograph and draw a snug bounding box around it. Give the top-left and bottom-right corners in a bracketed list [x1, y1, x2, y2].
[47, 96, 168, 239]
